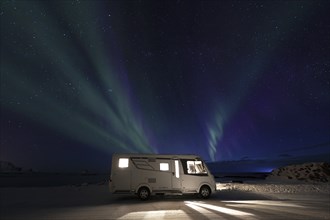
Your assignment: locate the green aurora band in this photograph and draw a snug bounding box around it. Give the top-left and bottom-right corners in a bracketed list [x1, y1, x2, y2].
[1, 1, 154, 154]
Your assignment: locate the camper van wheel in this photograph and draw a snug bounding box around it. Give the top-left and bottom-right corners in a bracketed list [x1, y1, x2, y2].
[199, 185, 211, 199]
[138, 187, 150, 200]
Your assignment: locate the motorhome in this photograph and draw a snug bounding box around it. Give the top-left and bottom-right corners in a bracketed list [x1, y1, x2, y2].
[109, 154, 216, 200]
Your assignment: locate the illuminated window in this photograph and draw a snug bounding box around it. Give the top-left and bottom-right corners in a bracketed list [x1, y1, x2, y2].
[118, 158, 129, 168]
[186, 160, 207, 175]
[160, 163, 169, 171]
[175, 160, 180, 178]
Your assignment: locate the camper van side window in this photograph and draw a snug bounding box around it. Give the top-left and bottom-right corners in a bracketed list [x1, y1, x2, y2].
[118, 158, 129, 168]
[159, 163, 169, 171]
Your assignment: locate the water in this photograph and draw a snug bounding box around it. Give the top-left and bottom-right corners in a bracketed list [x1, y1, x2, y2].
[213, 172, 269, 183]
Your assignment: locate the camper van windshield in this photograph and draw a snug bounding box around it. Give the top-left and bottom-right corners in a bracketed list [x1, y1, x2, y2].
[181, 159, 208, 175]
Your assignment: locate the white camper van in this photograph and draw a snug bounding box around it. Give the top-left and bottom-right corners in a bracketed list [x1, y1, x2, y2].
[109, 154, 216, 200]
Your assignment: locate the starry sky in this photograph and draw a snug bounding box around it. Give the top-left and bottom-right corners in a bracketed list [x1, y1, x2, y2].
[1, 0, 329, 172]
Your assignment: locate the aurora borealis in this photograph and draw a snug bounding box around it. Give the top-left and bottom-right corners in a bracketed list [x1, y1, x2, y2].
[1, 1, 329, 172]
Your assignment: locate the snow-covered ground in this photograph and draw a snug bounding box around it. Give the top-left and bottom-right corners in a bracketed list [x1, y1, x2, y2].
[0, 181, 329, 220]
[0, 162, 329, 219]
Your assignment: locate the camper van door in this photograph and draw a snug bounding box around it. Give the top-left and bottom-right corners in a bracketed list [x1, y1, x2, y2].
[114, 157, 131, 191]
[156, 158, 172, 190]
[171, 159, 181, 190]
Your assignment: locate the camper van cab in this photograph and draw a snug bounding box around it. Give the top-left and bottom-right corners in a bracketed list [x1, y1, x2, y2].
[109, 154, 216, 200]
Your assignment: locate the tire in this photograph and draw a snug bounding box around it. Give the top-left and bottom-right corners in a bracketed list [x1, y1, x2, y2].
[138, 187, 150, 200]
[199, 185, 211, 199]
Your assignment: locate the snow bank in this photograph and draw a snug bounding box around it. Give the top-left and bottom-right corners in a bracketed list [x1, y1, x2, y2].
[217, 182, 330, 194]
[266, 162, 330, 182]
[216, 162, 330, 194]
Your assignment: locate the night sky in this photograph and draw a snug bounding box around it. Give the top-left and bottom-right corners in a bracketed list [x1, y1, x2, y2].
[1, 1, 329, 172]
